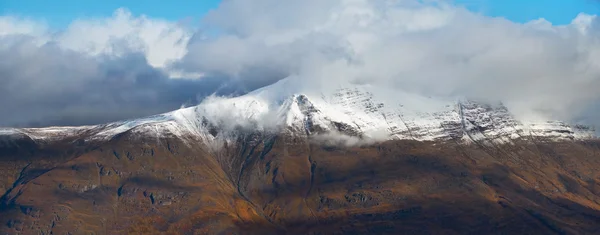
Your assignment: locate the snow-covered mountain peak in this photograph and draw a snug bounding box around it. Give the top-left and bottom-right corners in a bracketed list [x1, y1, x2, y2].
[0, 78, 595, 145]
[165, 79, 595, 143]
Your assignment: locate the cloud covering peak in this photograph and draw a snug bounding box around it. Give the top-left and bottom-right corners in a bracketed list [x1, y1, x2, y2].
[180, 0, 600, 125]
[2, 0, 600, 128]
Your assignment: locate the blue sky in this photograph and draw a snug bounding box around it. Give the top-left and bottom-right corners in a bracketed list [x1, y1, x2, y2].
[0, 0, 221, 27]
[454, 0, 600, 23]
[1, 0, 599, 28]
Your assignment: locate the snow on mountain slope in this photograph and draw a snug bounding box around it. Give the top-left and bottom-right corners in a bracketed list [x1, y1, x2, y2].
[0, 126, 91, 142]
[171, 78, 594, 143]
[0, 78, 595, 145]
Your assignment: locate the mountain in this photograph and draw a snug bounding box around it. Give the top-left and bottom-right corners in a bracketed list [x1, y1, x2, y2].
[1, 79, 600, 234]
[1, 78, 594, 145]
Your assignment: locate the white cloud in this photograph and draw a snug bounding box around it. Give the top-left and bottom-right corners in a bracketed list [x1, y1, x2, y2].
[572, 13, 598, 34]
[0, 16, 47, 37]
[1, 8, 195, 78]
[178, 0, 600, 126]
[57, 8, 192, 69]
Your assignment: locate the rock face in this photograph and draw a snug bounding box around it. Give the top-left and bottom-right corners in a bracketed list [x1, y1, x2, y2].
[1, 80, 600, 234]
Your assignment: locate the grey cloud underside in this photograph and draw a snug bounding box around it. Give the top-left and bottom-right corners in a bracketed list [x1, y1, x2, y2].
[0, 37, 279, 127]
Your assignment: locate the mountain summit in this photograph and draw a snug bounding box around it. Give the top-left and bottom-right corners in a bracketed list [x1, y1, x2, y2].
[1, 78, 594, 146]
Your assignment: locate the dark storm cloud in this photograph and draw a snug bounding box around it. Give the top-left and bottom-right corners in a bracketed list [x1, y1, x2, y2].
[0, 35, 248, 127]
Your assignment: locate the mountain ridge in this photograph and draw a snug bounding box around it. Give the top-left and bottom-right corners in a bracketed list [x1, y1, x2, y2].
[0, 78, 596, 146]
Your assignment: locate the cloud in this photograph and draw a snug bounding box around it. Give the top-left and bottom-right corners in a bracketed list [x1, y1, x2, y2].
[310, 130, 392, 147]
[56, 9, 192, 70]
[0, 16, 48, 38]
[175, 0, 600, 127]
[3, 1, 600, 130]
[0, 37, 211, 127]
[0, 9, 241, 127]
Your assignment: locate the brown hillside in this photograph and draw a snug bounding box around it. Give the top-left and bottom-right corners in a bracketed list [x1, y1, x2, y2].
[1, 131, 600, 234]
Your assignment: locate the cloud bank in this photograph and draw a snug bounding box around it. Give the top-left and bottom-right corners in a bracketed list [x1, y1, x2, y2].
[3, 0, 600, 128]
[0, 9, 261, 127]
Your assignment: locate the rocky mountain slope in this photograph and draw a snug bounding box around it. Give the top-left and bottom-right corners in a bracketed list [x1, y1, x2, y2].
[1, 79, 599, 234]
